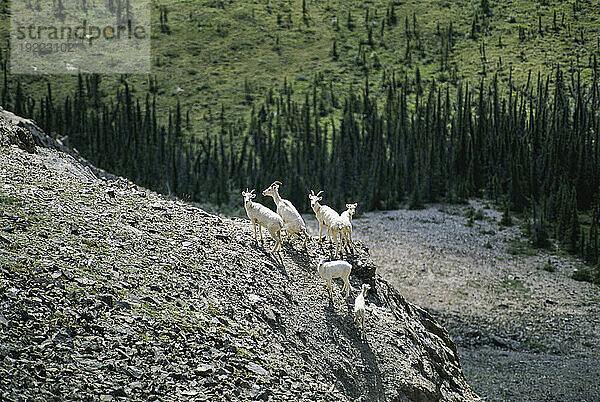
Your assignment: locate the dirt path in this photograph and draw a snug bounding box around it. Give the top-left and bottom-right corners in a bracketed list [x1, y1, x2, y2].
[307, 201, 600, 401]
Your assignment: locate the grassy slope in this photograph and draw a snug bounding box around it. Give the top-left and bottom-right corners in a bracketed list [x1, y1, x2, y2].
[2, 0, 600, 135]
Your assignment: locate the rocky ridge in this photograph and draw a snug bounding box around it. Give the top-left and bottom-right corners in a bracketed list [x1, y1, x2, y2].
[0, 108, 478, 401]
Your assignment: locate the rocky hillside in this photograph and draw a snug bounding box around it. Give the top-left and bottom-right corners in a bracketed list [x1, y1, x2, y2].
[0, 108, 478, 401]
[348, 206, 600, 401]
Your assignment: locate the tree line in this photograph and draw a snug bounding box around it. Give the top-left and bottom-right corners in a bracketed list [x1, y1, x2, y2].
[2, 60, 600, 283]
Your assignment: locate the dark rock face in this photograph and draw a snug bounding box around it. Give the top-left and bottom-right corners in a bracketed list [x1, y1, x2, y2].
[343, 242, 379, 281]
[0, 109, 479, 401]
[0, 109, 36, 153]
[0, 106, 117, 180]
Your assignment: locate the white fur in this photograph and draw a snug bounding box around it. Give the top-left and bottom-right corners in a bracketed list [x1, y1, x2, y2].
[242, 189, 284, 252]
[308, 190, 343, 246]
[340, 203, 357, 251]
[316, 257, 352, 299]
[263, 181, 309, 247]
[354, 283, 370, 339]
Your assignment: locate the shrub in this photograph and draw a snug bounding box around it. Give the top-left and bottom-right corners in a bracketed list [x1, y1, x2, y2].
[542, 258, 555, 272]
[532, 222, 551, 248]
[573, 265, 600, 284]
[474, 208, 486, 220]
[508, 241, 537, 256]
[500, 205, 513, 226]
[572, 268, 593, 282]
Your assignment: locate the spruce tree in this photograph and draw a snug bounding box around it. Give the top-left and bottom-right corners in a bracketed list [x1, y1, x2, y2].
[332, 40, 338, 61]
[568, 197, 580, 253]
[390, 4, 397, 25]
[302, 0, 309, 26]
[347, 10, 354, 31]
[480, 0, 490, 16]
[501, 203, 513, 226]
[14, 82, 23, 117]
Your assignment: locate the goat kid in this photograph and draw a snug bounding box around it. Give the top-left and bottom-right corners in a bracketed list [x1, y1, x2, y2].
[316, 256, 352, 299]
[354, 283, 371, 339]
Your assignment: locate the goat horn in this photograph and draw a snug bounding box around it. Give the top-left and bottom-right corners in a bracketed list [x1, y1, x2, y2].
[273, 181, 282, 186]
[250, 189, 255, 194]
[316, 190, 324, 197]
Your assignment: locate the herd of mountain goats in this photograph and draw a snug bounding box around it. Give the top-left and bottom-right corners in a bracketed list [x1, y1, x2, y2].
[242, 181, 370, 339]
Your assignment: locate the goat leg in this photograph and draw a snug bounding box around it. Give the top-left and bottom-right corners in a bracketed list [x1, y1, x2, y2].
[318, 221, 323, 243]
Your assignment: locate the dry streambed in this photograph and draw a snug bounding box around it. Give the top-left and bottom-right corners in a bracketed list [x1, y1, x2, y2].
[341, 201, 600, 401]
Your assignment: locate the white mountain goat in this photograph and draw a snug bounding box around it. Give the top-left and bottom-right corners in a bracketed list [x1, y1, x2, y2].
[340, 203, 357, 251]
[354, 283, 371, 339]
[316, 256, 352, 299]
[308, 190, 343, 245]
[242, 189, 283, 252]
[262, 181, 309, 247]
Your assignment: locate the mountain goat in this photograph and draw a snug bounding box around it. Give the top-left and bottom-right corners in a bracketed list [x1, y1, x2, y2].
[263, 181, 309, 247]
[316, 256, 352, 299]
[242, 189, 283, 252]
[354, 283, 370, 339]
[340, 203, 357, 251]
[308, 190, 343, 245]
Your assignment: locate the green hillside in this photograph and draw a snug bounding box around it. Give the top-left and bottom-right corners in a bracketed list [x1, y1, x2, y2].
[2, 0, 600, 134]
[1, 0, 600, 285]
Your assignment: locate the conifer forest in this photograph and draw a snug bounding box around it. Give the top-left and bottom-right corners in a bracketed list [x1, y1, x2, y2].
[2, 3, 599, 281]
[2, 0, 600, 400]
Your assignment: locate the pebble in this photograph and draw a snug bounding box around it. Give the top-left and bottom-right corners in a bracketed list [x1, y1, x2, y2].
[246, 362, 269, 377]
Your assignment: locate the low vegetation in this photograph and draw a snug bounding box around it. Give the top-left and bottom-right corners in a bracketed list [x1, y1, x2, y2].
[0, 0, 599, 283]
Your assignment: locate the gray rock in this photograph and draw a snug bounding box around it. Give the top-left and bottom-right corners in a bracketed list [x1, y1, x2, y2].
[112, 387, 127, 397]
[6, 287, 20, 299]
[0, 111, 36, 153]
[74, 277, 95, 286]
[490, 335, 520, 350]
[75, 358, 103, 370]
[180, 388, 201, 397]
[114, 301, 131, 310]
[264, 308, 277, 325]
[246, 362, 269, 377]
[127, 366, 144, 379]
[97, 294, 113, 307]
[52, 330, 73, 348]
[195, 364, 215, 376]
[250, 383, 262, 398]
[142, 296, 158, 304]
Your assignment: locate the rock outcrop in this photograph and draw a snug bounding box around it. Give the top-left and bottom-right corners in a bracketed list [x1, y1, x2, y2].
[0, 109, 478, 401]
